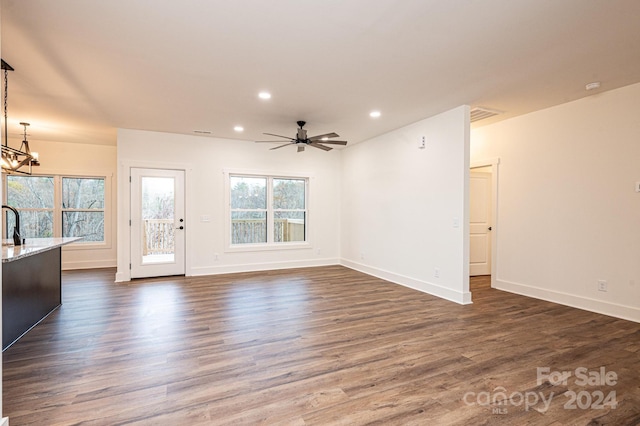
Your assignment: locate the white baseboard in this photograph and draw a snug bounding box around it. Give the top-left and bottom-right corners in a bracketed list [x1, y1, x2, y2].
[115, 258, 340, 282]
[341, 259, 472, 305]
[115, 271, 130, 282]
[62, 259, 116, 271]
[1, 416, 9, 426]
[188, 257, 341, 277]
[495, 278, 640, 323]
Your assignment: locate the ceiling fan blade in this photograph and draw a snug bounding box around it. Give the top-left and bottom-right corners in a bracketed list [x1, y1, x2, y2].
[308, 142, 332, 151]
[264, 132, 295, 141]
[255, 140, 292, 143]
[316, 140, 347, 145]
[270, 143, 292, 150]
[297, 145, 305, 153]
[309, 132, 339, 141]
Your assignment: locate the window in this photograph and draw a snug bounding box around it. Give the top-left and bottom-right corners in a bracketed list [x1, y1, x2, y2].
[62, 177, 105, 242]
[5, 174, 107, 245]
[230, 176, 267, 244]
[273, 178, 306, 243]
[229, 174, 307, 246]
[6, 175, 54, 238]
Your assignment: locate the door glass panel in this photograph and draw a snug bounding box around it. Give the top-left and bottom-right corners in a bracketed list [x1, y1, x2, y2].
[141, 176, 175, 264]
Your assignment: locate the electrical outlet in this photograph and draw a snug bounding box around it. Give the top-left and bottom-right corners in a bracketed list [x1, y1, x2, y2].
[597, 280, 607, 292]
[636, 182, 640, 193]
[434, 268, 440, 278]
[316, 248, 321, 255]
[214, 253, 219, 261]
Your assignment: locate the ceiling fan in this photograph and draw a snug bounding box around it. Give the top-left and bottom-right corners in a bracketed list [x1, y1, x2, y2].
[256, 121, 347, 152]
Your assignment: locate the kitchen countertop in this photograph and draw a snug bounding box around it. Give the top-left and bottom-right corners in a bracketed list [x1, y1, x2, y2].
[2, 237, 82, 263]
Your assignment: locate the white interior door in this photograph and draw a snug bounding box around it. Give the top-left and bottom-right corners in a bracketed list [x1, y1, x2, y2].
[469, 171, 492, 276]
[130, 168, 185, 278]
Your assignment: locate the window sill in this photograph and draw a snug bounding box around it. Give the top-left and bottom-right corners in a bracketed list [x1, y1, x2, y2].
[225, 241, 311, 253]
[63, 241, 111, 251]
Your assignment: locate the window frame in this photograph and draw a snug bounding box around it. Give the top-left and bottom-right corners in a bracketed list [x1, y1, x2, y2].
[229, 175, 268, 245]
[3, 173, 112, 250]
[224, 170, 311, 252]
[272, 177, 307, 243]
[61, 176, 107, 245]
[5, 174, 55, 239]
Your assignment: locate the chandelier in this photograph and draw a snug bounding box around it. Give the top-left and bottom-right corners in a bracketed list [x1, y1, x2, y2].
[1, 59, 40, 175]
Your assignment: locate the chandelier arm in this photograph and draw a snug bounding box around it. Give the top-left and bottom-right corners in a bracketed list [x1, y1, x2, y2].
[4, 67, 8, 148]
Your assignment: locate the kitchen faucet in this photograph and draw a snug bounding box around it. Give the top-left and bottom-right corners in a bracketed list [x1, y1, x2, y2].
[2, 205, 22, 246]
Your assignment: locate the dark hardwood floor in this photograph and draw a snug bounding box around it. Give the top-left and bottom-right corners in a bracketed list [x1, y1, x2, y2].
[3, 267, 639, 425]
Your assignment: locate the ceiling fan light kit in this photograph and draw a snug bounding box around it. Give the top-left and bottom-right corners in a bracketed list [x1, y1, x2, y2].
[256, 121, 348, 152]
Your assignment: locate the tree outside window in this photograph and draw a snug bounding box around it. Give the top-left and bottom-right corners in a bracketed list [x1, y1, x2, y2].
[62, 177, 105, 242]
[6, 176, 54, 238]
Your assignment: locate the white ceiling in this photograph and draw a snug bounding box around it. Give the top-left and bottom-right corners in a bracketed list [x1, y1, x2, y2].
[2, 0, 640, 147]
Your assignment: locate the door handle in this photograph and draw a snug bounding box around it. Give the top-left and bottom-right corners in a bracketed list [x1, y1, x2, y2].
[177, 226, 184, 230]
[488, 226, 492, 231]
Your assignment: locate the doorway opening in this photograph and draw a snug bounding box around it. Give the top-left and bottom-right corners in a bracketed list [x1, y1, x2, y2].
[469, 159, 499, 290]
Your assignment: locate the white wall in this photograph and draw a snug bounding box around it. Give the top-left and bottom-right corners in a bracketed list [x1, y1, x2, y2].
[341, 106, 471, 304]
[21, 139, 117, 270]
[116, 129, 341, 281]
[471, 82, 640, 322]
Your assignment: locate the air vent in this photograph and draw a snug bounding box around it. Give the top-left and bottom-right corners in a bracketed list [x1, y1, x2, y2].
[470, 107, 501, 123]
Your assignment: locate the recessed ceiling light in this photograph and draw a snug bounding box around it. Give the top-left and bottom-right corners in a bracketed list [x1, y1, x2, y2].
[585, 82, 601, 91]
[258, 91, 271, 100]
[234, 126, 244, 132]
[369, 110, 381, 118]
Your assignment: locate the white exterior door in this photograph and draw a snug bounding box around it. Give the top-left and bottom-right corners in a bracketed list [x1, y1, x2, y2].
[130, 168, 185, 278]
[469, 171, 492, 276]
